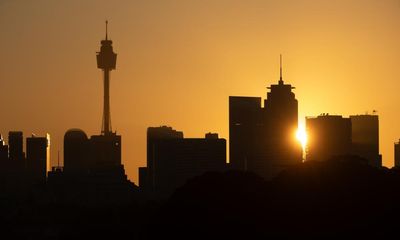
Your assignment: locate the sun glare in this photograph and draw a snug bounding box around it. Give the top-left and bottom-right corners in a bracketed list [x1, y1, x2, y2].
[296, 123, 307, 149]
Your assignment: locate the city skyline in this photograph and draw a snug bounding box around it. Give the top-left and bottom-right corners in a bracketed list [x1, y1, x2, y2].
[2, 1, 400, 183]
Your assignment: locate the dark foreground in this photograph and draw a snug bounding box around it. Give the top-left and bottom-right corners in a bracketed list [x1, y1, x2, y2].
[2, 156, 400, 239]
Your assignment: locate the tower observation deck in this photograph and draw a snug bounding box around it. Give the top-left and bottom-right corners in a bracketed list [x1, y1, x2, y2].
[96, 21, 117, 136]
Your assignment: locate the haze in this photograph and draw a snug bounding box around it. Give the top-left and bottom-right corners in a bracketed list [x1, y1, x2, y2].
[1, 0, 400, 183]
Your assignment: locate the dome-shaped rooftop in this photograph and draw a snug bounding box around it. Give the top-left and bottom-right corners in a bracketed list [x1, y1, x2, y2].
[64, 128, 88, 140]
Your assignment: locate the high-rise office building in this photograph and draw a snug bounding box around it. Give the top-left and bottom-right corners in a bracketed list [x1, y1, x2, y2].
[306, 114, 352, 162]
[350, 114, 381, 167]
[145, 126, 184, 191]
[0, 135, 8, 164]
[64, 129, 90, 173]
[61, 128, 127, 180]
[141, 126, 226, 198]
[229, 57, 302, 179]
[261, 70, 301, 169]
[8, 131, 25, 172]
[26, 134, 50, 183]
[8, 131, 24, 162]
[229, 96, 262, 171]
[138, 166, 148, 192]
[90, 134, 121, 168]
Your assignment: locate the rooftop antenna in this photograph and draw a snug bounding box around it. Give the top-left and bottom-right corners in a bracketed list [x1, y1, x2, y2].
[105, 20, 108, 40]
[280, 54, 283, 81]
[57, 150, 60, 168]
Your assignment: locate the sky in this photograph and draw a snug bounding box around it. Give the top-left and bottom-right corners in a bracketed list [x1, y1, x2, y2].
[1, 0, 400, 183]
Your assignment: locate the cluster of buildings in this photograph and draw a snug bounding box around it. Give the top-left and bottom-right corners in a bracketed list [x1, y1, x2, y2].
[139, 58, 384, 199]
[229, 71, 302, 179]
[0, 22, 136, 205]
[0, 24, 394, 202]
[139, 127, 226, 198]
[0, 132, 50, 189]
[46, 129, 134, 205]
[306, 114, 381, 167]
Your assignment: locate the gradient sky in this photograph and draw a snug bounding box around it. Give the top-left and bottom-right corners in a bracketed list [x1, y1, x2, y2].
[1, 0, 400, 183]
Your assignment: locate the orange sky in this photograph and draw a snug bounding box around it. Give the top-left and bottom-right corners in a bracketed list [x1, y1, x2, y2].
[1, 0, 400, 183]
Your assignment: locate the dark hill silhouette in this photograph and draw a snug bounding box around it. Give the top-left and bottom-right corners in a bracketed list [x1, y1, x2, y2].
[3, 155, 400, 239]
[144, 155, 400, 238]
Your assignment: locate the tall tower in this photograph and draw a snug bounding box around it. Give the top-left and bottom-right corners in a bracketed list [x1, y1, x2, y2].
[96, 21, 117, 136]
[229, 56, 302, 179]
[261, 55, 302, 173]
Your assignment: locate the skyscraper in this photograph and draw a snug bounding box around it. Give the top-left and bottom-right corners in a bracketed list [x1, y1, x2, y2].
[350, 114, 381, 167]
[63, 129, 90, 174]
[229, 96, 262, 171]
[8, 131, 24, 162]
[306, 114, 352, 162]
[229, 56, 302, 179]
[8, 131, 25, 171]
[146, 126, 184, 190]
[261, 58, 301, 169]
[143, 126, 184, 193]
[90, 134, 121, 167]
[26, 134, 50, 183]
[0, 135, 8, 164]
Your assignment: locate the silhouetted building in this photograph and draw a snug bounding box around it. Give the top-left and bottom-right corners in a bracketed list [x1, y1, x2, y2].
[26, 134, 50, 183]
[59, 130, 125, 174]
[395, 140, 400, 168]
[0, 135, 9, 176]
[144, 126, 183, 192]
[138, 167, 148, 192]
[90, 134, 121, 167]
[306, 114, 352, 161]
[141, 126, 226, 198]
[63, 129, 90, 174]
[0, 135, 8, 163]
[8, 131, 25, 162]
[229, 57, 302, 179]
[64, 129, 122, 173]
[229, 96, 261, 171]
[7, 131, 26, 172]
[350, 114, 382, 167]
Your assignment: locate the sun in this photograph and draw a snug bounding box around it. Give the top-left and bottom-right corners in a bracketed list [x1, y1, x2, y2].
[296, 123, 307, 150]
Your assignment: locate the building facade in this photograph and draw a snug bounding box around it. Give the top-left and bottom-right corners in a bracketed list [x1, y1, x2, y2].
[350, 114, 381, 167]
[306, 114, 352, 162]
[26, 134, 50, 183]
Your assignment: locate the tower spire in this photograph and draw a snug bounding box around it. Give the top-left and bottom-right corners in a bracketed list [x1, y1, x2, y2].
[105, 20, 108, 40]
[279, 54, 283, 84]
